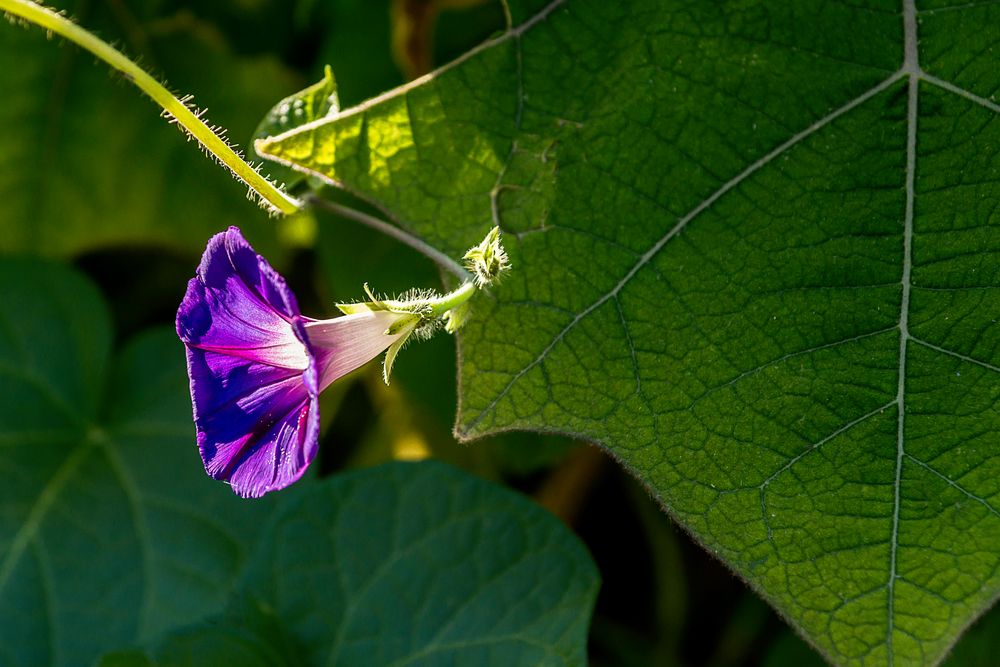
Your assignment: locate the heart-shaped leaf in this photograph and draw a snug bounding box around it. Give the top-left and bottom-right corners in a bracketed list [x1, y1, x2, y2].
[98, 602, 301, 667]
[0, 259, 283, 666]
[102, 460, 600, 667]
[256, 0, 1000, 663]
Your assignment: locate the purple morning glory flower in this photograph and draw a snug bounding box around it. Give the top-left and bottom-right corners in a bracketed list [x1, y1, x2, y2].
[176, 227, 408, 498]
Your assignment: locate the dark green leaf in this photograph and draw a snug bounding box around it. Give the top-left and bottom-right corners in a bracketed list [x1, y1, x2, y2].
[97, 651, 155, 667]
[245, 460, 599, 666]
[98, 600, 301, 667]
[763, 631, 827, 667]
[0, 259, 282, 666]
[256, 1, 1000, 663]
[106, 461, 600, 667]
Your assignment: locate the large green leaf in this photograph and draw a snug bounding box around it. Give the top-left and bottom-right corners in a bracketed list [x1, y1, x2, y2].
[98, 602, 302, 667]
[765, 602, 1000, 667]
[256, 0, 1000, 663]
[0, 259, 283, 667]
[0, 0, 299, 256]
[103, 461, 600, 667]
[245, 460, 598, 665]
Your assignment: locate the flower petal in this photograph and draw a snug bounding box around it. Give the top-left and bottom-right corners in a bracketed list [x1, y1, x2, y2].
[194, 361, 320, 498]
[304, 309, 407, 390]
[176, 227, 320, 497]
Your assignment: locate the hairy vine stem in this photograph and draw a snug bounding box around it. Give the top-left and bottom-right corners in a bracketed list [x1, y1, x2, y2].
[0, 0, 300, 215]
[2, 0, 473, 281]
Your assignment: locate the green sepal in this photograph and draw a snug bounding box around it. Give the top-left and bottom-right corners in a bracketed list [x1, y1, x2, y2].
[383, 322, 419, 384]
[335, 283, 392, 315]
[444, 300, 471, 333]
[385, 313, 421, 336]
[463, 226, 509, 287]
[335, 302, 374, 315]
[362, 282, 383, 305]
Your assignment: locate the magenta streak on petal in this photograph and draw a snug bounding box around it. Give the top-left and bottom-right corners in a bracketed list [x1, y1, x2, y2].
[225, 399, 313, 496]
[190, 355, 306, 468]
[191, 354, 300, 421]
[211, 389, 303, 479]
[187, 341, 308, 371]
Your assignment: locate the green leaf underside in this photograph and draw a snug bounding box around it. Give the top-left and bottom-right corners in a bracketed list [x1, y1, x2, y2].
[118, 461, 599, 667]
[257, 0, 1000, 664]
[0, 259, 282, 667]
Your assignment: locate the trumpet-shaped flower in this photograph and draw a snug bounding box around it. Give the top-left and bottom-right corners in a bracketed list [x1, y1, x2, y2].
[176, 227, 410, 497]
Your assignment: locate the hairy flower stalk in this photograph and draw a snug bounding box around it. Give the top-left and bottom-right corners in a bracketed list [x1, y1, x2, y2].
[176, 226, 507, 497]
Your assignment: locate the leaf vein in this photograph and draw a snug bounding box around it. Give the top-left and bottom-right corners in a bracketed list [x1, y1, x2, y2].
[0, 441, 94, 600]
[464, 71, 905, 435]
[910, 337, 1000, 374]
[686, 326, 897, 413]
[922, 73, 1000, 115]
[906, 454, 1000, 520]
[888, 3, 920, 657]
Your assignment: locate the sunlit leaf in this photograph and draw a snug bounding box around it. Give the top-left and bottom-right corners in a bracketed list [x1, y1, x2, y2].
[257, 0, 1000, 663]
[250, 66, 340, 191]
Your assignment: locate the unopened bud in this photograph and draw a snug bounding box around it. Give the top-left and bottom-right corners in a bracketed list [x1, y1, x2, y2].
[463, 226, 510, 287]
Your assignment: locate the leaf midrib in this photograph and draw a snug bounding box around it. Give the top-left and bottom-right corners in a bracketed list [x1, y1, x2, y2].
[324, 507, 512, 666]
[0, 428, 159, 663]
[0, 439, 95, 599]
[1, 402, 194, 663]
[886, 2, 919, 658]
[94, 430, 155, 638]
